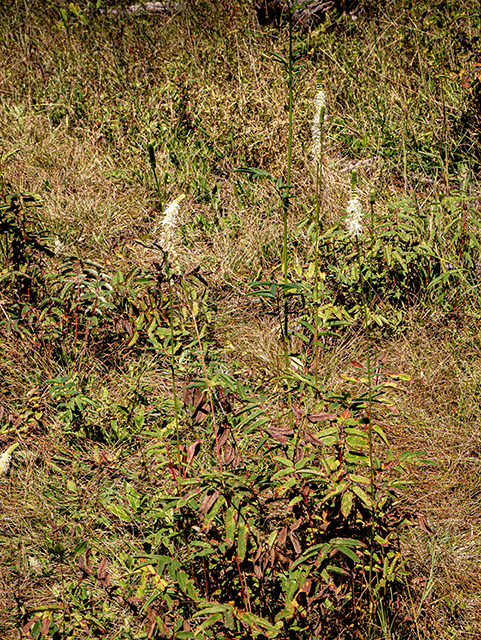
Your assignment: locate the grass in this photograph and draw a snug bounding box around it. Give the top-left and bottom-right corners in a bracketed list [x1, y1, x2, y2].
[1, 0, 481, 638]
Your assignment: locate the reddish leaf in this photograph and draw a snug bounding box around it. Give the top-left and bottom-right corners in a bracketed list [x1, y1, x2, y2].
[218, 388, 232, 413]
[223, 443, 236, 465]
[194, 405, 209, 425]
[303, 431, 325, 446]
[187, 440, 201, 465]
[97, 557, 110, 586]
[265, 426, 294, 443]
[145, 607, 156, 639]
[340, 408, 350, 420]
[41, 616, 51, 636]
[183, 381, 209, 424]
[182, 376, 194, 406]
[290, 518, 303, 532]
[292, 405, 303, 420]
[416, 512, 432, 534]
[300, 578, 312, 595]
[217, 423, 231, 447]
[289, 532, 302, 555]
[350, 360, 366, 370]
[277, 527, 288, 547]
[78, 549, 93, 583]
[198, 491, 220, 516]
[232, 454, 242, 468]
[47, 519, 65, 534]
[254, 563, 263, 579]
[295, 446, 304, 462]
[307, 412, 337, 423]
[22, 616, 40, 635]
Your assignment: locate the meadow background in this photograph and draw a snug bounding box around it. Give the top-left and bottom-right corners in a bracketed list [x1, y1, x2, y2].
[1, 0, 481, 638]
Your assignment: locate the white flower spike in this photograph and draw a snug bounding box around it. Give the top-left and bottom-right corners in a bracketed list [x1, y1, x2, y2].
[0, 442, 19, 476]
[311, 71, 326, 163]
[157, 195, 185, 272]
[346, 196, 363, 238]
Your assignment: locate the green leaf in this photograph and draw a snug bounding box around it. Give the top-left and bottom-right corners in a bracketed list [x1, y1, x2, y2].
[346, 434, 368, 449]
[194, 604, 230, 617]
[334, 543, 360, 564]
[326, 564, 349, 575]
[176, 569, 188, 592]
[196, 612, 224, 631]
[67, 479, 77, 493]
[105, 502, 132, 522]
[267, 531, 278, 548]
[237, 610, 281, 637]
[352, 484, 373, 508]
[341, 490, 353, 518]
[234, 167, 276, 182]
[372, 423, 389, 445]
[271, 52, 288, 67]
[244, 416, 271, 435]
[73, 541, 87, 557]
[225, 606, 235, 630]
[349, 474, 370, 485]
[205, 495, 225, 525]
[291, 543, 329, 569]
[238, 521, 248, 560]
[225, 506, 236, 546]
[322, 480, 348, 504]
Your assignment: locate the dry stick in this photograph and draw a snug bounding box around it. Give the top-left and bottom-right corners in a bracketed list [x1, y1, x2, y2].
[235, 551, 251, 613]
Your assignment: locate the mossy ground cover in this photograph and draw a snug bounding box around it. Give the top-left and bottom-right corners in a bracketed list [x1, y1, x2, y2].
[1, 1, 481, 638]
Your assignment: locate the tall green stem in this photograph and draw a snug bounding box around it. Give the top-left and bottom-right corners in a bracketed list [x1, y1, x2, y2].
[355, 241, 375, 628]
[314, 112, 324, 387]
[283, 3, 294, 435]
[283, 3, 294, 339]
[166, 260, 181, 474]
